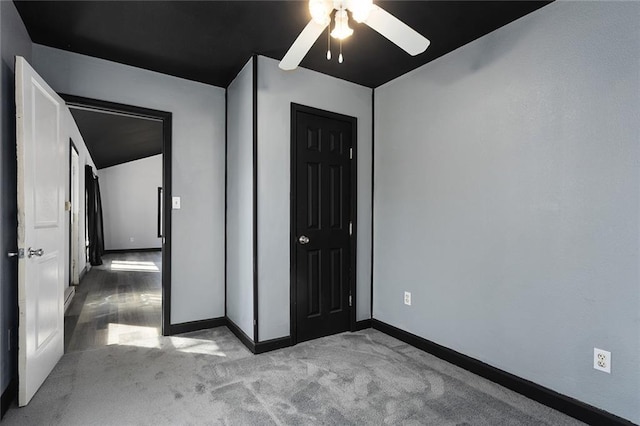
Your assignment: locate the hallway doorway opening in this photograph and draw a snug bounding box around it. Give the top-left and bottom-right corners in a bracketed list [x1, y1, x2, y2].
[61, 95, 172, 352]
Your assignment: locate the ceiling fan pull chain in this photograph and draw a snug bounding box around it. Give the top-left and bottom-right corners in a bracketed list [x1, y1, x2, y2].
[339, 39, 344, 63]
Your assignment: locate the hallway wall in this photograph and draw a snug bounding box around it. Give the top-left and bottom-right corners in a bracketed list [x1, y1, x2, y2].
[64, 110, 97, 297]
[226, 58, 255, 339]
[98, 155, 163, 251]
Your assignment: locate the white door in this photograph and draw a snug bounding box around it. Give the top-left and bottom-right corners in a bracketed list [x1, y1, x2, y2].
[15, 56, 66, 406]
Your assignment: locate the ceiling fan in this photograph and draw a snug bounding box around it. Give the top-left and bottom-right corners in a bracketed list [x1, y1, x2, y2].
[279, 0, 430, 70]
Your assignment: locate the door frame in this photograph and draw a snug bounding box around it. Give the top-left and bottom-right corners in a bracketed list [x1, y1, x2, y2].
[289, 103, 357, 345]
[60, 94, 173, 336]
[68, 139, 79, 286]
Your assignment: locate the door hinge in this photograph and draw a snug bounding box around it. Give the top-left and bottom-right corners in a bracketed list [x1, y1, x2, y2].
[349, 147, 353, 160]
[349, 294, 352, 307]
[349, 222, 353, 236]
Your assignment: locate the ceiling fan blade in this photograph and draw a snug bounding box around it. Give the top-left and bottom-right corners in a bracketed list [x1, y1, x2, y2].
[364, 4, 430, 56]
[279, 20, 329, 70]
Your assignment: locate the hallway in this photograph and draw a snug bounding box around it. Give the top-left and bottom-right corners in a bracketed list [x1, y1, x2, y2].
[64, 251, 162, 353]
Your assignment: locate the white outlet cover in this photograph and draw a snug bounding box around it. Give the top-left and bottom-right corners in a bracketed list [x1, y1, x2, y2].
[593, 348, 611, 373]
[404, 291, 411, 306]
[172, 196, 181, 209]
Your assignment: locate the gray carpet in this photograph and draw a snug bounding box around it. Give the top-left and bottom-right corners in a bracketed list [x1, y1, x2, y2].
[3, 327, 584, 425]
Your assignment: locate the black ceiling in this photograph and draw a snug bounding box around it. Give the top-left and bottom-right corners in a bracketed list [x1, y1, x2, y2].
[15, 1, 551, 88]
[69, 108, 163, 169]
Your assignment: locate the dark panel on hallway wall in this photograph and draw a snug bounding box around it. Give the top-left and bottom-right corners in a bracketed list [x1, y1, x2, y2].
[69, 108, 163, 169]
[14, 1, 551, 88]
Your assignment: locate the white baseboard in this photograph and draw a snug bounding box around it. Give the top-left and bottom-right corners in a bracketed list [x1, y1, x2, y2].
[64, 286, 75, 313]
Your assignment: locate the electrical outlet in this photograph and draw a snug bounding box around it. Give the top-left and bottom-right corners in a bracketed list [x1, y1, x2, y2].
[172, 196, 181, 209]
[404, 291, 411, 306]
[129, 237, 134, 243]
[594, 348, 611, 373]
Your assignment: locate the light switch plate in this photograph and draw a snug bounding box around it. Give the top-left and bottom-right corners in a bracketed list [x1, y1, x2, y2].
[172, 196, 181, 209]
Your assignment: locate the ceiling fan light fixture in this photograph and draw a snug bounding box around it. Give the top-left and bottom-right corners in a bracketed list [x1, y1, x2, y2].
[281, 0, 429, 71]
[331, 9, 353, 40]
[348, 0, 373, 23]
[309, 0, 331, 25]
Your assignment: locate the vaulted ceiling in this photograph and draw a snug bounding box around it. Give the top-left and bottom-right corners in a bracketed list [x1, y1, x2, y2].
[14, 1, 551, 89]
[69, 108, 163, 170]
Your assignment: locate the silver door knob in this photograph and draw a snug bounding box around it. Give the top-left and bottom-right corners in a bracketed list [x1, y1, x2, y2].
[27, 248, 44, 258]
[298, 235, 310, 245]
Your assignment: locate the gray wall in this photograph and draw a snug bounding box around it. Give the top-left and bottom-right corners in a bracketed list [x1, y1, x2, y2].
[256, 56, 372, 341]
[373, 2, 639, 423]
[98, 154, 162, 251]
[63, 110, 98, 300]
[0, 0, 31, 395]
[33, 45, 226, 325]
[226, 58, 254, 338]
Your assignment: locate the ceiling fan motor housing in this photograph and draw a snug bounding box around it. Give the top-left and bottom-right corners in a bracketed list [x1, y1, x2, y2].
[310, 0, 374, 26]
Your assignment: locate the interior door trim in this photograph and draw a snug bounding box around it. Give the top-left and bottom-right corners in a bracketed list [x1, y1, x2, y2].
[69, 139, 79, 286]
[157, 187, 163, 238]
[370, 89, 375, 320]
[252, 55, 259, 343]
[60, 94, 173, 336]
[289, 103, 358, 345]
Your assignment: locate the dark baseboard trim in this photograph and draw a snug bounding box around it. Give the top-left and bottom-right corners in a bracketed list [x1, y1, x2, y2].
[104, 248, 162, 254]
[226, 317, 292, 354]
[226, 318, 256, 353]
[1, 378, 16, 419]
[255, 336, 292, 354]
[163, 316, 292, 356]
[354, 319, 372, 331]
[372, 319, 635, 426]
[168, 317, 226, 335]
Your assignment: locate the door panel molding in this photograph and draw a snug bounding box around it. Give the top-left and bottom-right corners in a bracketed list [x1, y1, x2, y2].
[290, 103, 357, 345]
[16, 56, 65, 406]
